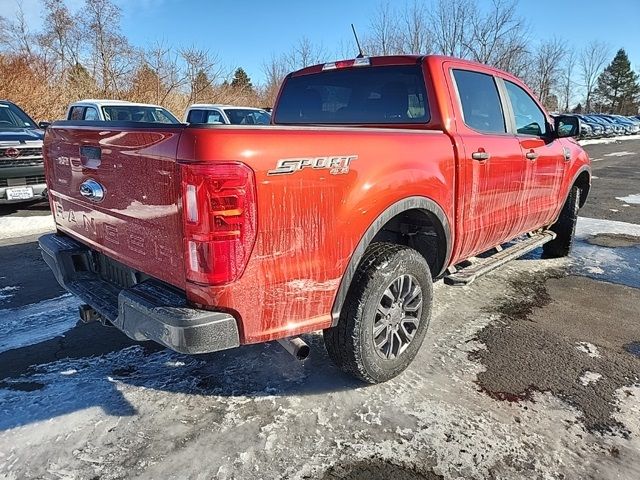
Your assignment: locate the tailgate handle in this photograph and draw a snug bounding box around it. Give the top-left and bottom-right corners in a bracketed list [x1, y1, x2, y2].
[80, 146, 101, 168]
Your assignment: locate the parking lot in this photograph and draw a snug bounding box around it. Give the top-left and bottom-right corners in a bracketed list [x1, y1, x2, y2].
[0, 138, 639, 479]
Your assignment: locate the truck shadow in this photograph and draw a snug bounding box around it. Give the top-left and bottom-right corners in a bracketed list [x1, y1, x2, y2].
[0, 322, 362, 431]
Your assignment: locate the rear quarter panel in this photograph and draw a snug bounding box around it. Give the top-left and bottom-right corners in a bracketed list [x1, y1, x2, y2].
[178, 126, 455, 343]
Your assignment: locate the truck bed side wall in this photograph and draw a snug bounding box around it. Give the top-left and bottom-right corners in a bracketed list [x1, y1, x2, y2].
[178, 126, 455, 343]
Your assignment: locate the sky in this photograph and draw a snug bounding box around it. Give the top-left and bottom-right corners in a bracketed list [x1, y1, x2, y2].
[1, 0, 639, 85]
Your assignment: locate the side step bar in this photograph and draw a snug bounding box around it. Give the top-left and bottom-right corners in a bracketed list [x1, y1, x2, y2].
[444, 230, 556, 286]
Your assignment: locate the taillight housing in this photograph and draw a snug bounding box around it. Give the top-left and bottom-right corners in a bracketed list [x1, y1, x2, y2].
[180, 162, 257, 286]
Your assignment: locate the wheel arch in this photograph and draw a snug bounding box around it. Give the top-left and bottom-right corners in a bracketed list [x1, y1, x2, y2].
[572, 167, 591, 208]
[331, 196, 452, 325]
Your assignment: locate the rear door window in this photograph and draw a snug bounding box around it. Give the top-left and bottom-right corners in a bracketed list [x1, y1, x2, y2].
[187, 109, 224, 124]
[274, 65, 429, 124]
[69, 106, 85, 120]
[452, 69, 506, 134]
[504, 81, 547, 136]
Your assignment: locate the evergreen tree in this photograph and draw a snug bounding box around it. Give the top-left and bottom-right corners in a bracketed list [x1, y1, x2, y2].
[594, 49, 640, 115]
[191, 69, 213, 103]
[230, 67, 253, 92]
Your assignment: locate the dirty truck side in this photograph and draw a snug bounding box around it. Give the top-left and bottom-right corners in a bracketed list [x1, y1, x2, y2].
[39, 55, 590, 383]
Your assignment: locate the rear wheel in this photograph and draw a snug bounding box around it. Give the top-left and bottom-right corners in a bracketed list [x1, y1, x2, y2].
[543, 186, 580, 258]
[323, 243, 433, 383]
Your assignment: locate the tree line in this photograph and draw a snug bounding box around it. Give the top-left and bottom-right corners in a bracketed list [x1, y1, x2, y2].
[0, 0, 638, 122]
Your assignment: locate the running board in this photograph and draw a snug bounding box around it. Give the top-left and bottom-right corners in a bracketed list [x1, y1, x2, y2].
[444, 230, 556, 286]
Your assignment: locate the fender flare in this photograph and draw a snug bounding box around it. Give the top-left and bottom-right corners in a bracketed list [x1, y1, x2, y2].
[567, 165, 592, 207]
[330, 196, 452, 325]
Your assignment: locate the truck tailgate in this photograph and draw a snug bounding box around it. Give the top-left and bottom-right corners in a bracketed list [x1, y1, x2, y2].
[43, 124, 187, 289]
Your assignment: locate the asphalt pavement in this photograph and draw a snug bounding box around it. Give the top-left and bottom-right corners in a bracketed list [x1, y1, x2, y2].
[0, 138, 638, 480]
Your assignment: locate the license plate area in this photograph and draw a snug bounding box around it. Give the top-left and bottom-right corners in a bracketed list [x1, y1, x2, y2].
[6, 186, 34, 200]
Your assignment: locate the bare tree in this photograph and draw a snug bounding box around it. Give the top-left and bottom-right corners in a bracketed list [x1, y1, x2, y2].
[262, 53, 289, 106]
[37, 0, 84, 77]
[364, 1, 402, 55]
[286, 37, 326, 70]
[83, 0, 136, 94]
[579, 40, 610, 112]
[0, 3, 34, 58]
[180, 46, 221, 104]
[144, 40, 187, 104]
[428, 0, 474, 58]
[531, 38, 566, 110]
[560, 48, 576, 112]
[400, 0, 432, 54]
[465, 0, 528, 71]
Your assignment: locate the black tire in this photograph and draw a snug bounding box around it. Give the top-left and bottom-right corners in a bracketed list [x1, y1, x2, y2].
[323, 242, 433, 384]
[543, 186, 580, 258]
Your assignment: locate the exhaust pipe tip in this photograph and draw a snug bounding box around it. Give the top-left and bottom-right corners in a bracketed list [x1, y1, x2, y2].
[277, 337, 310, 361]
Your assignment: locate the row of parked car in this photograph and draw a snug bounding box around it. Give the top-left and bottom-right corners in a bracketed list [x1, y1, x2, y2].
[0, 99, 271, 205]
[561, 113, 640, 139]
[60, 99, 271, 126]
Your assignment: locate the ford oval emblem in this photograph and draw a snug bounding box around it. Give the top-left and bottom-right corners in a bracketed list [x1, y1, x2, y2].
[79, 179, 105, 203]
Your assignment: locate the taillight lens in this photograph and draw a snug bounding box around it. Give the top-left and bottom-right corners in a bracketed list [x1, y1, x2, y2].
[180, 162, 257, 286]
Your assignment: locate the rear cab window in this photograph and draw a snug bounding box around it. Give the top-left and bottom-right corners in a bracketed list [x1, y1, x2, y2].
[187, 109, 225, 124]
[452, 69, 506, 134]
[273, 65, 429, 125]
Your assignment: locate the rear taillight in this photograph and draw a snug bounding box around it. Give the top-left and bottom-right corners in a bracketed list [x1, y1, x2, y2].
[180, 162, 257, 286]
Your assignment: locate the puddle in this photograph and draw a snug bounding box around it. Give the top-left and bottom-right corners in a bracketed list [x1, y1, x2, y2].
[319, 459, 442, 480]
[586, 233, 640, 248]
[624, 342, 640, 358]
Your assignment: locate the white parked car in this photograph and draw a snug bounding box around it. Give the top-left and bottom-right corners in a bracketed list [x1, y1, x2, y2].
[66, 100, 180, 124]
[184, 104, 271, 125]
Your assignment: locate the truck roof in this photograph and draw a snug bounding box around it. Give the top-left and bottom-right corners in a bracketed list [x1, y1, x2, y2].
[71, 99, 165, 109]
[291, 54, 512, 78]
[187, 104, 266, 111]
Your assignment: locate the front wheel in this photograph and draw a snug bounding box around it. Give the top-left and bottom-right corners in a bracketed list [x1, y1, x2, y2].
[543, 186, 581, 258]
[323, 243, 433, 384]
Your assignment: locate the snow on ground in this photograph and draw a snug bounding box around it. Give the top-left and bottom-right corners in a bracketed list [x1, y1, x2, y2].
[580, 134, 640, 146]
[0, 286, 19, 302]
[0, 216, 638, 479]
[0, 214, 54, 241]
[616, 194, 640, 205]
[0, 294, 81, 353]
[603, 151, 636, 157]
[570, 217, 640, 288]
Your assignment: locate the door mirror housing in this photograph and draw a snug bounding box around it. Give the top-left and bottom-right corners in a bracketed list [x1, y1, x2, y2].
[38, 121, 51, 130]
[553, 115, 580, 138]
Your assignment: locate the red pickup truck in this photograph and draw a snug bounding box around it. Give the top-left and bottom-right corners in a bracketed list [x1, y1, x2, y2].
[39, 55, 590, 383]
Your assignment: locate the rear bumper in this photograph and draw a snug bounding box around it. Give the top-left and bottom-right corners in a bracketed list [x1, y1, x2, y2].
[38, 233, 240, 354]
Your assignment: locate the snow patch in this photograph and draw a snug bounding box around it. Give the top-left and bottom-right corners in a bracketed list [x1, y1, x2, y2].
[603, 151, 636, 157]
[0, 215, 55, 240]
[580, 134, 640, 146]
[0, 294, 82, 353]
[616, 194, 640, 205]
[0, 285, 19, 302]
[580, 371, 602, 386]
[576, 342, 601, 358]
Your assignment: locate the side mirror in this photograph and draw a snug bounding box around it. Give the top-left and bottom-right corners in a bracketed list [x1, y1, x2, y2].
[554, 115, 580, 138]
[38, 121, 51, 130]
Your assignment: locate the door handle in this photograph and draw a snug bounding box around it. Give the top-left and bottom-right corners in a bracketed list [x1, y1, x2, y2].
[525, 151, 539, 160]
[471, 151, 490, 161]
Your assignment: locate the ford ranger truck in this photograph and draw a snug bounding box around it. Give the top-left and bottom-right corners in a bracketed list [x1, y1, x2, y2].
[39, 55, 590, 383]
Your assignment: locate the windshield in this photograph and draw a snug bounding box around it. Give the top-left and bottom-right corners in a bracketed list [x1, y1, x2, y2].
[101, 105, 180, 124]
[0, 102, 37, 129]
[274, 65, 430, 125]
[223, 109, 271, 125]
